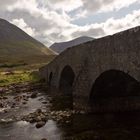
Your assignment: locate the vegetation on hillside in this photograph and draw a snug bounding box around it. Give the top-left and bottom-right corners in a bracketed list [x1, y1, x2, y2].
[0, 18, 57, 86]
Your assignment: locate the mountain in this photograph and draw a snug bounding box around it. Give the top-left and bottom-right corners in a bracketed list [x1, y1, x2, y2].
[50, 36, 94, 54]
[0, 18, 55, 64]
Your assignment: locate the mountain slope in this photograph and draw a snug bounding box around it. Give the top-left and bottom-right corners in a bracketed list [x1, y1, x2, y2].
[50, 36, 94, 54]
[0, 18, 54, 63]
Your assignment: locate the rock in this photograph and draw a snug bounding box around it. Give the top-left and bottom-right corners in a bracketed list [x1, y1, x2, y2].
[14, 96, 22, 102]
[0, 88, 4, 93]
[22, 102, 27, 105]
[29, 118, 36, 123]
[2, 96, 8, 100]
[36, 109, 42, 114]
[38, 98, 44, 101]
[11, 105, 15, 108]
[36, 121, 46, 128]
[80, 111, 86, 114]
[41, 138, 47, 140]
[36, 116, 42, 122]
[0, 103, 4, 108]
[23, 98, 28, 101]
[4, 110, 8, 113]
[1, 118, 13, 123]
[11, 103, 16, 108]
[40, 115, 48, 122]
[42, 101, 48, 104]
[30, 92, 38, 98]
[66, 121, 70, 124]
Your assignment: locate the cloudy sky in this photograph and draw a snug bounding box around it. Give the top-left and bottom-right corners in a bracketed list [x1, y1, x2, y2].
[0, 0, 140, 47]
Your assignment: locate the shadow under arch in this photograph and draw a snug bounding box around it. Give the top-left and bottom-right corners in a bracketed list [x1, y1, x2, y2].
[49, 72, 53, 86]
[59, 65, 75, 95]
[89, 69, 140, 104]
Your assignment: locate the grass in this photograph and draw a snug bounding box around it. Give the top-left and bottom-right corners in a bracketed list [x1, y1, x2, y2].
[0, 70, 41, 86]
[0, 63, 27, 68]
[0, 55, 56, 71]
[0, 54, 56, 86]
[0, 55, 56, 86]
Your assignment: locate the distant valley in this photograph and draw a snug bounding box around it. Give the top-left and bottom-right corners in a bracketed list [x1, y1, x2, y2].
[50, 36, 94, 54]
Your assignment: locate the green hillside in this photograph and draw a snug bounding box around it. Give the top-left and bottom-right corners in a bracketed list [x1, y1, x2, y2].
[0, 18, 55, 69]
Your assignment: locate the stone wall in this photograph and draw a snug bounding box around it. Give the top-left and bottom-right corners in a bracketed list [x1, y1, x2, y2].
[39, 26, 140, 112]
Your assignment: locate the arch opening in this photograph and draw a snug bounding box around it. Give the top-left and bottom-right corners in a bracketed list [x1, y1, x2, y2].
[59, 65, 75, 95]
[49, 72, 53, 85]
[90, 70, 140, 103]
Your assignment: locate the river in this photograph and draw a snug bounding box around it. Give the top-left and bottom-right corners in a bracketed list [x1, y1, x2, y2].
[0, 83, 140, 140]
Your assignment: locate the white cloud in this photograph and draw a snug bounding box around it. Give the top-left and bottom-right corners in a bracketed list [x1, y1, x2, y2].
[103, 9, 140, 35]
[75, 0, 140, 14]
[11, 18, 36, 36]
[0, 0, 139, 47]
[0, 0, 17, 9]
[58, 9, 140, 40]
[47, 0, 83, 12]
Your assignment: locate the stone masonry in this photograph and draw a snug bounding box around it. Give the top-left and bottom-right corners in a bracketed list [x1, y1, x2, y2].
[40, 26, 140, 112]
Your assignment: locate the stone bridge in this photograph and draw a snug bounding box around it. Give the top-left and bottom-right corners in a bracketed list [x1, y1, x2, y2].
[40, 26, 140, 112]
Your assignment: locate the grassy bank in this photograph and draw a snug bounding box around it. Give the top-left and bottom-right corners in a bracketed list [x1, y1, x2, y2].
[0, 70, 41, 86]
[0, 54, 56, 86]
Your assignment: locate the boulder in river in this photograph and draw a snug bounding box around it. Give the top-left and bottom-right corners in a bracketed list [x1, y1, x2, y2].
[36, 121, 46, 128]
[30, 92, 38, 98]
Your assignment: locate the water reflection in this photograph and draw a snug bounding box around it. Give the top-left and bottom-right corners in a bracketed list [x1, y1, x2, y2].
[0, 91, 64, 140]
[0, 120, 63, 140]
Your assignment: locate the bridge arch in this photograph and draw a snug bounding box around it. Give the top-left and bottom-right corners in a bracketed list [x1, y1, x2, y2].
[89, 69, 140, 103]
[59, 65, 75, 94]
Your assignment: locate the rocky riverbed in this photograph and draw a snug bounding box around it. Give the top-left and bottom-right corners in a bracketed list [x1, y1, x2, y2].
[1, 82, 140, 140]
[0, 82, 67, 140]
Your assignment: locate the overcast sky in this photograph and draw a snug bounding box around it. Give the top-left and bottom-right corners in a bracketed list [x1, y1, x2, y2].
[0, 0, 140, 47]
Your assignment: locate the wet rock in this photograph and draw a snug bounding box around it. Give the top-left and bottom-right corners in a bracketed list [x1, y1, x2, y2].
[2, 96, 8, 100]
[29, 118, 36, 123]
[36, 109, 42, 113]
[11, 103, 16, 108]
[38, 98, 44, 101]
[1, 118, 13, 123]
[40, 115, 48, 122]
[0, 103, 4, 108]
[49, 110, 72, 124]
[4, 110, 8, 113]
[11, 105, 15, 108]
[22, 102, 27, 105]
[30, 92, 38, 98]
[22, 108, 48, 124]
[23, 98, 28, 101]
[14, 96, 22, 102]
[42, 101, 48, 104]
[80, 111, 86, 114]
[36, 116, 42, 122]
[0, 88, 4, 93]
[36, 121, 46, 128]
